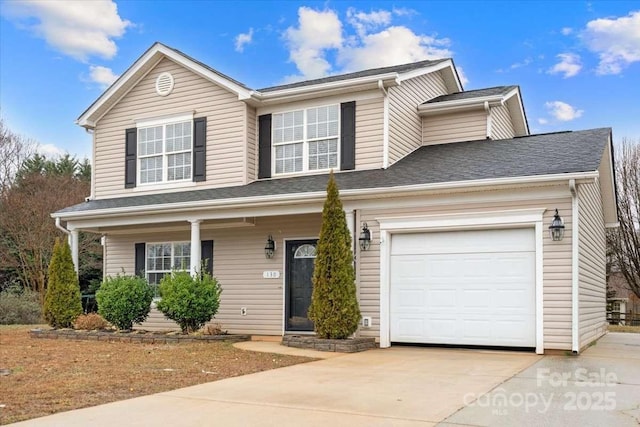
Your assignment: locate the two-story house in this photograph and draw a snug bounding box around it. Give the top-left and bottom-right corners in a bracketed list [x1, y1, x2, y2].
[54, 42, 617, 354]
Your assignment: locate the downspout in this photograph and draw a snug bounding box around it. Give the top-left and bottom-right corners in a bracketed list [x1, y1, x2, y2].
[570, 179, 580, 354]
[379, 80, 390, 169]
[484, 101, 492, 139]
[55, 217, 71, 246]
[55, 217, 79, 274]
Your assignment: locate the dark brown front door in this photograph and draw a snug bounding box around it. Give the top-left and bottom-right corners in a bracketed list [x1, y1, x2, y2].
[285, 240, 317, 332]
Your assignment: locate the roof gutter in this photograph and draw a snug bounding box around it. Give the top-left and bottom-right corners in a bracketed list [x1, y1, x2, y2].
[52, 171, 599, 222]
[418, 95, 504, 116]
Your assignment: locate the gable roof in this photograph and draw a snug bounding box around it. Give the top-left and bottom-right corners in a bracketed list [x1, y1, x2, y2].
[258, 59, 450, 92]
[55, 128, 611, 218]
[426, 85, 518, 103]
[419, 84, 529, 136]
[77, 42, 463, 128]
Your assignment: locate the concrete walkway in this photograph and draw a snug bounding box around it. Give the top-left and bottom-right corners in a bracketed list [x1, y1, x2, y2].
[10, 334, 639, 426]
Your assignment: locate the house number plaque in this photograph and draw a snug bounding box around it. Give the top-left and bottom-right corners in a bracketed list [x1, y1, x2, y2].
[263, 271, 280, 279]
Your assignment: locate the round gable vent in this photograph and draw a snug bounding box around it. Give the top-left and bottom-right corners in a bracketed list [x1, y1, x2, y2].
[155, 72, 174, 96]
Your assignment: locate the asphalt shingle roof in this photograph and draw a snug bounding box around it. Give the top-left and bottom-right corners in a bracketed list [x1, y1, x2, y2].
[56, 128, 610, 216]
[426, 85, 518, 104]
[258, 59, 449, 92]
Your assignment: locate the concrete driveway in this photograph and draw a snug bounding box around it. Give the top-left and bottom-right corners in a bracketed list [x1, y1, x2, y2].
[9, 333, 639, 426]
[9, 344, 538, 426]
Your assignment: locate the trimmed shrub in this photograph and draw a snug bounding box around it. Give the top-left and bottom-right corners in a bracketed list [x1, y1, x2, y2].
[0, 286, 43, 324]
[74, 313, 110, 330]
[96, 274, 153, 330]
[308, 172, 361, 339]
[44, 238, 83, 328]
[157, 271, 222, 333]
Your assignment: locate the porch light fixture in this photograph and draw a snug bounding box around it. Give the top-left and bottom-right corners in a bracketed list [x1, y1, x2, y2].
[549, 209, 565, 241]
[359, 223, 371, 251]
[264, 235, 275, 259]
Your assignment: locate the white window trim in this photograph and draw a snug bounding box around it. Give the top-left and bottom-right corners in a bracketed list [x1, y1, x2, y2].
[145, 241, 191, 284]
[271, 104, 341, 176]
[137, 113, 195, 186]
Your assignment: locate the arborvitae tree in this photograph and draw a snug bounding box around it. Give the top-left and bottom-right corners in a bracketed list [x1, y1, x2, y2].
[43, 238, 82, 328]
[308, 172, 361, 339]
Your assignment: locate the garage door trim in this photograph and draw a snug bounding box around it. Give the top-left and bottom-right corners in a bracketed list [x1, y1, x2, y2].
[378, 209, 545, 354]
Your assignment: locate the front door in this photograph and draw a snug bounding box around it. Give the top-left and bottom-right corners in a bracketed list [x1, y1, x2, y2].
[285, 240, 317, 332]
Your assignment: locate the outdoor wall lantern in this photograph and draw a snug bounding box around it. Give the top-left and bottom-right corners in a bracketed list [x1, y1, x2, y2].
[265, 235, 275, 259]
[549, 209, 565, 241]
[359, 223, 371, 251]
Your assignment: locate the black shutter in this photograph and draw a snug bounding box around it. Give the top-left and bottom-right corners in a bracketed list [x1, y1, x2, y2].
[258, 114, 272, 179]
[340, 101, 356, 170]
[125, 128, 137, 188]
[134, 243, 145, 277]
[201, 240, 214, 277]
[193, 117, 207, 182]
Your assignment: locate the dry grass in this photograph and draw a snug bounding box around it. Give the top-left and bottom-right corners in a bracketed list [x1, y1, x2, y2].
[0, 325, 314, 425]
[608, 324, 640, 333]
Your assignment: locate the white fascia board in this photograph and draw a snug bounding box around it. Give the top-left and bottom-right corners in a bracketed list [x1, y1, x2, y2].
[418, 96, 504, 116]
[77, 43, 252, 128]
[52, 170, 599, 222]
[505, 88, 529, 136]
[251, 73, 399, 102]
[395, 60, 454, 82]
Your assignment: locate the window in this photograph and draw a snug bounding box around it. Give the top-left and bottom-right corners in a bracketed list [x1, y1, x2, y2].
[138, 120, 192, 184]
[272, 105, 339, 175]
[146, 242, 190, 296]
[612, 301, 621, 312]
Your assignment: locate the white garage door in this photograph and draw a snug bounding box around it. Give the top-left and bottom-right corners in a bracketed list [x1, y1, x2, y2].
[390, 228, 536, 347]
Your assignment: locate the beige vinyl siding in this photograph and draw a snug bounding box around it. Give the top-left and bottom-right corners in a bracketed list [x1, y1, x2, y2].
[357, 192, 574, 350]
[355, 97, 384, 169]
[104, 214, 322, 334]
[94, 57, 246, 198]
[246, 105, 257, 182]
[577, 182, 607, 349]
[388, 73, 448, 164]
[422, 110, 487, 145]
[490, 105, 515, 140]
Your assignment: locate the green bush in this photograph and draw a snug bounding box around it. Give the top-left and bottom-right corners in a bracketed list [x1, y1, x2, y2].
[157, 271, 222, 333]
[44, 238, 83, 328]
[308, 172, 361, 339]
[0, 286, 43, 324]
[96, 274, 153, 330]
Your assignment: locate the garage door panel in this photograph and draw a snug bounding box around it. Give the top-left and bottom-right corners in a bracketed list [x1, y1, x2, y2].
[390, 228, 536, 347]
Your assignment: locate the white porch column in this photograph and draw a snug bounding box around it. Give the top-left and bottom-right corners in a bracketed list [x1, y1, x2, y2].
[189, 220, 202, 276]
[345, 210, 355, 252]
[70, 229, 79, 274]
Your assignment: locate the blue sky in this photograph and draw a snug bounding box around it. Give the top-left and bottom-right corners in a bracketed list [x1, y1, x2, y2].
[1, 1, 638, 160]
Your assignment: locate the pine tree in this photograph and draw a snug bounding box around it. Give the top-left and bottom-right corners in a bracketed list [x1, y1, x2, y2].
[308, 171, 361, 339]
[44, 238, 83, 328]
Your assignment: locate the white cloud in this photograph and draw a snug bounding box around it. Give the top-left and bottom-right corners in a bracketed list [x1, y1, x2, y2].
[582, 10, 640, 75]
[235, 28, 254, 53]
[283, 7, 343, 80]
[545, 101, 584, 121]
[283, 7, 452, 82]
[3, 0, 131, 61]
[339, 26, 451, 72]
[561, 27, 573, 35]
[88, 65, 118, 89]
[36, 143, 65, 157]
[347, 8, 392, 38]
[456, 66, 469, 86]
[538, 118, 548, 125]
[548, 53, 582, 78]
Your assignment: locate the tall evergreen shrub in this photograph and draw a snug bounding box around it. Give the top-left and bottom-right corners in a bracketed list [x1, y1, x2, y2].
[43, 238, 83, 328]
[308, 172, 361, 339]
